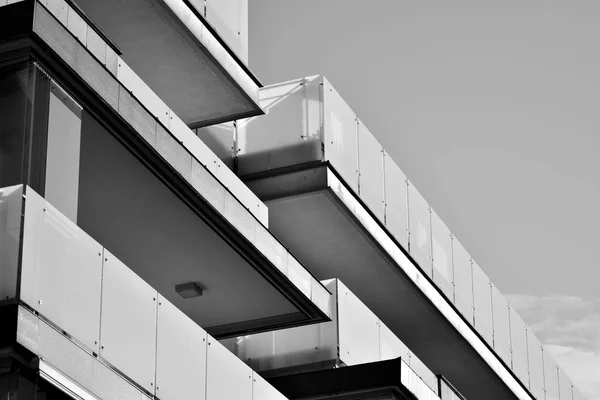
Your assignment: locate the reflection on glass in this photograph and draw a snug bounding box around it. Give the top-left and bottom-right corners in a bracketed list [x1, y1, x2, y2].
[45, 81, 83, 223]
[0, 63, 31, 188]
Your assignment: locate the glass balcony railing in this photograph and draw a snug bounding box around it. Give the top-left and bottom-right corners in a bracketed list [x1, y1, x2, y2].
[5, 184, 287, 400]
[222, 279, 439, 399]
[237, 74, 584, 400]
[187, 0, 249, 64]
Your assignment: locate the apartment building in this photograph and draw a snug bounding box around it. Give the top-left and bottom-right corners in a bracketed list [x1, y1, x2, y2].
[0, 1, 587, 400]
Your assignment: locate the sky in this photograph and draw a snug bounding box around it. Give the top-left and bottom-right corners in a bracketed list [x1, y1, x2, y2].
[248, 2, 600, 398]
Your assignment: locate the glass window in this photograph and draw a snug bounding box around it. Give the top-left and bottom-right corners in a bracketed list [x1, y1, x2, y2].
[44, 81, 83, 222]
[0, 62, 32, 188]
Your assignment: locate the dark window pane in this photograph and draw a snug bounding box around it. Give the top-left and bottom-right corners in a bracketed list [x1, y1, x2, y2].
[0, 63, 32, 188]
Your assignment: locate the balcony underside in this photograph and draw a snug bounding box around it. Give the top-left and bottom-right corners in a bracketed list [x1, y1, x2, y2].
[76, 119, 313, 337]
[244, 164, 518, 400]
[268, 358, 421, 400]
[74, 0, 261, 127]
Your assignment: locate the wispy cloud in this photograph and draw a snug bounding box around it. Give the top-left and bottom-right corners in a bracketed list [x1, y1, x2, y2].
[508, 294, 600, 399]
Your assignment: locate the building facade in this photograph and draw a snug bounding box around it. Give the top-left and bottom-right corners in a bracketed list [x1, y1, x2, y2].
[0, 1, 587, 400]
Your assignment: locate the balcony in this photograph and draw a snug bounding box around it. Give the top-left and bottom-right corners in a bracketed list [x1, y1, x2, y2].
[222, 279, 440, 400]
[234, 75, 582, 400]
[66, 0, 260, 127]
[0, 5, 332, 336]
[1, 184, 291, 400]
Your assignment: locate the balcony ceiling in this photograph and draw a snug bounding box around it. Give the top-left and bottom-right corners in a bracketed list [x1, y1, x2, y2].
[74, 0, 261, 127]
[245, 164, 519, 400]
[76, 112, 318, 338]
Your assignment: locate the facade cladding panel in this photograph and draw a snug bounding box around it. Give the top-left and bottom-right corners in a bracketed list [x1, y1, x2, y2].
[0, 2, 588, 400]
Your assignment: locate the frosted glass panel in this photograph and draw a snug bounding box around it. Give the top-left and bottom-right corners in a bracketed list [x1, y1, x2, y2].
[509, 307, 529, 387]
[558, 367, 573, 400]
[451, 237, 473, 322]
[20, 188, 102, 353]
[430, 209, 453, 300]
[99, 250, 157, 393]
[527, 329, 545, 400]
[401, 360, 440, 400]
[409, 355, 439, 394]
[572, 386, 585, 400]
[205, 0, 247, 62]
[45, 78, 82, 223]
[357, 120, 384, 222]
[338, 281, 379, 366]
[491, 283, 511, 366]
[379, 322, 410, 362]
[323, 78, 358, 193]
[156, 295, 207, 400]
[0, 185, 23, 301]
[543, 348, 560, 400]
[206, 337, 253, 400]
[408, 182, 432, 277]
[383, 151, 408, 250]
[252, 372, 286, 400]
[472, 261, 493, 345]
[238, 76, 322, 175]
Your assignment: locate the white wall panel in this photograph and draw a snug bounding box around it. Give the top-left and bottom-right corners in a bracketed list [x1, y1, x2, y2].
[99, 249, 157, 393]
[323, 78, 358, 193]
[383, 152, 408, 250]
[156, 295, 207, 400]
[206, 337, 253, 400]
[21, 188, 102, 352]
[357, 120, 384, 222]
[337, 280, 379, 366]
[0, 185, 22, 300]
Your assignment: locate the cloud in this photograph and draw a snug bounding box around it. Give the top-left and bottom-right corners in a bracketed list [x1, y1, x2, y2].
[507, 294, 600, 399]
